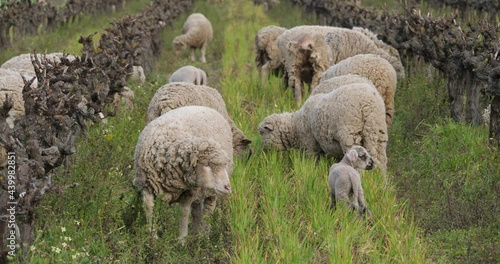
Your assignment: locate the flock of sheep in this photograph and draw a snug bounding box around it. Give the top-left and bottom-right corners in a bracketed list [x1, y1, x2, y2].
[132, 11, 405, 244]
[0, 10, 404, 245]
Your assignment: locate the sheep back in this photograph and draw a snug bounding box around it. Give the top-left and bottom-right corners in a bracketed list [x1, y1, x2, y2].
[147, 82, 252, 156]
[321, 54, 397, 128]
[305, 83, 388, 171]
[314, 74, 373, 95]
[169, 66, 208, 85]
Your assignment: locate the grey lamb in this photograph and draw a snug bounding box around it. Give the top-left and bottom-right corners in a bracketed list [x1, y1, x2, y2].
[169, 65, 208, 85]
[328, 145, 374, 217]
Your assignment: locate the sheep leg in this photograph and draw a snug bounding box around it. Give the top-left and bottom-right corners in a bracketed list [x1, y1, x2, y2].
[142, 190, 157, 239]
[260, 62, 270, 85]
[329, 190, 337, 210]
[191, 202, 204, 234]
[178, 195, 196, 246]
[190, 47, 196, 62]
[200, 43, 208, 63]
[356, 181, 370, 217]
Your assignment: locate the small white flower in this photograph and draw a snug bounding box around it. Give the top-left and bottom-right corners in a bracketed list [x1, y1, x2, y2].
[72, 254, 77, 259]
[64, 236, 72, 241]
[30, 245, 36, 251]
[62, 242, 68, 248]
[61, 227, 66, 232]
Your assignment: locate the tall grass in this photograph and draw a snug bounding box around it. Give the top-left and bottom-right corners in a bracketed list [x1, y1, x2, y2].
[6, 0, 498, 263]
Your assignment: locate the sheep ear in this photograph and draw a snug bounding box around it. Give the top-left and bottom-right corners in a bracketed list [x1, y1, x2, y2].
[346, 149, 358, 162]
[263, 124, 273, 131]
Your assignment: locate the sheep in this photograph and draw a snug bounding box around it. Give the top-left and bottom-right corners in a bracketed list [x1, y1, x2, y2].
[0, 69, 28, 128]
[147, 82, 252, 156]
[351, 27, 404, 78]
[134, 105, 233, 245]
[169, 65, 208, 85]
[173, 13, 213, 63]
[277, 25, 400, 105]
[258, 82, 388, 172]
[319, 54, 398, 128]
[328, 145, 373, 217]
[255, 25, 287, 83]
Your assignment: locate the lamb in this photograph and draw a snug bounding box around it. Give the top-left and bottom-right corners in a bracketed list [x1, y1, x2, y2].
[147, 82, 252, 156]
[258, 82, 388, 172]
[351, 27, 404, 78]
[277, 25, 401, 105]
[134, 106, 233, 245]
[254, 25, 287, 83]
[328, 145, 373, 217]
[0, 69, 28, 128]
[169, 65, 208, 85]
[173, 13, 213, 63]
[319, 54, 398, 128]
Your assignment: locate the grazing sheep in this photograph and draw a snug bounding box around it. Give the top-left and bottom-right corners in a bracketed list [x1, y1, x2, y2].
[173, 13, 213, 63]
[258, 82, 388, 172]
[169, 65, 208, 85]
[255, 25, 287, 83]
[319, 54, 398, 128]
[277, 25, 400, 105]
[328, 145, 373, 217]
[134, 106, 233, 245]
[0, 69, 28, 128]
[351, 27, 404, 78]
[147, 82, 252, 156]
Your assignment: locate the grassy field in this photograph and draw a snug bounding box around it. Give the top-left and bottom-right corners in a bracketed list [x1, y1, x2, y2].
[2, 0, 498, 263]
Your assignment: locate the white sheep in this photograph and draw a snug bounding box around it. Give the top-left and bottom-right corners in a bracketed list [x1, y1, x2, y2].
[173, 13, 213, 63]
[169, 65, 208, 85]
[351, 27, 404, 78]
[258, 82, 388, 172]
[134, 106, 233, 245]
[254, 25, 287, 83]
[147, 82, 252, 156]
[328, 145, 373, 217]
[277, 25, 399, 105]
[319, 54, 398, 128]
[0, 69, 29, 128]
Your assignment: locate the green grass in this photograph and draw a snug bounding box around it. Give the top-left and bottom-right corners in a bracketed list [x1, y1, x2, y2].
[4, 0, 498, 263]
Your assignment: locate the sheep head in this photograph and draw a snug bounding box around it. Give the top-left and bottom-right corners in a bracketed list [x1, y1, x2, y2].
[192, 140, 232, 195]
[173, 36, 187, 55]
[258, 112, 296, 150]
[344, 145, 374, 170]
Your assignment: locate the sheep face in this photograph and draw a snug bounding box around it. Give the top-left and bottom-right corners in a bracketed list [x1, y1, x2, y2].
[258, 113, 294, 150]
[196, 164, 232, 195]
[345, 146, 374, 170]
[173, 38, 187, 55]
